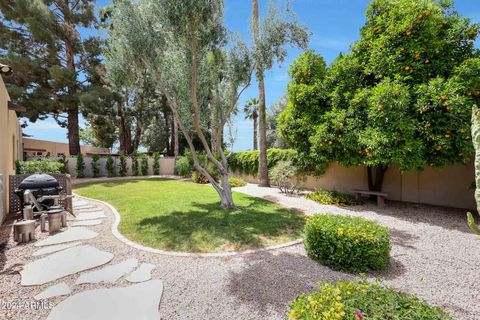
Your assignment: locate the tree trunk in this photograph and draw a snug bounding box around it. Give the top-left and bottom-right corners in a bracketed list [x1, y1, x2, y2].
[188, 20, 235, 208]
[174, 118, 179, 157]
[117, 102, 127, 155]
[367, 165, 388, 192]
[169, 115, 175, 156]
[67, 108, 81, 155]
[253, 111, 258, 150]
[252, 0, 269, 187]
[64, 19, 80, 155]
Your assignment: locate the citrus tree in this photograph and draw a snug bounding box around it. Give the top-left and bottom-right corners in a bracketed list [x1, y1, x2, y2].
[279, 0, 479, 192]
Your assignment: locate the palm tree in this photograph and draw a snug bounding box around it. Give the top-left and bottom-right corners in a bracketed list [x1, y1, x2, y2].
[244, 98, 259, 150]
[252, 0, 269, 186]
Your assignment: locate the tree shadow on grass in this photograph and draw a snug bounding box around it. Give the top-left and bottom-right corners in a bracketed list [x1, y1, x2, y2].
[135, 198, 306, 252]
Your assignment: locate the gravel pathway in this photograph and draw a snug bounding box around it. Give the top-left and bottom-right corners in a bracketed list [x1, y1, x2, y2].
[0, 181, 478, 319]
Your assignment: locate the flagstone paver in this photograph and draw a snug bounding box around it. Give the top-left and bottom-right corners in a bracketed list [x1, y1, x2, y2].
[34, 227, 98, 247]
[46, 280, 164, 320]
[75, 258, 138, 285]
[32, 242, 81, 257]
[34, 283, 71, 300]
[70, 219, 103, 227]
[74, 211, 106, 221]
[21, 245, 114, 286]
[126, 263, 156, 283]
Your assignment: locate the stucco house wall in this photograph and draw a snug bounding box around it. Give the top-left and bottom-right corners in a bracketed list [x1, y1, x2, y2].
[0, 74, 23, 224]
[23, 138, 109, 158]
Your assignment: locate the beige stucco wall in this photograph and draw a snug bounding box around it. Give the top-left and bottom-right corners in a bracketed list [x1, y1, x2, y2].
[23, 138, 109, 157]
[0, 75, 22, 223]
[233, 160, 475, 210]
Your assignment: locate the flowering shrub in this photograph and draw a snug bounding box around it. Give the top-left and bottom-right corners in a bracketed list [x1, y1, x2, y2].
[304, 214, 390, 272]
[289, 280, 451, 320]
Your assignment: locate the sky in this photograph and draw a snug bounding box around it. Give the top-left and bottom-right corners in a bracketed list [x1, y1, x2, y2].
[22, 0, 480, 152]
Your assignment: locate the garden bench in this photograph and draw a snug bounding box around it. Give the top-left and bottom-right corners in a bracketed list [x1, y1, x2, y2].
[352, 189, 388, 207]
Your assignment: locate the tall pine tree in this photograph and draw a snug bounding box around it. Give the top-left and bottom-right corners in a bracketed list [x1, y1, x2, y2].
[0, 0, 104, 155]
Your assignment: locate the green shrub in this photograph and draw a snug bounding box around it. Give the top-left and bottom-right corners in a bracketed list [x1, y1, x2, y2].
[228, 177, 247, 187]
[141, 154, 149, 176]
[131, 153, 139, 176]
[306, 189, 362, 206]
[76, 154, 85, 178]
[228, 148, 297, 175]
[57, 155, 69, 174]
[91, 154, 100, 178]
[152, 152, 160, 175]
[289, 280, 452, 320]
[304, 214, 390, 273]
[119, 156, 127, 177]
[269, 160, 302, 194]
[176, 155, 193, 177]
[16, 160, 64, 174]
[192, 170, 210, 184]
[106, 155, 116, 177]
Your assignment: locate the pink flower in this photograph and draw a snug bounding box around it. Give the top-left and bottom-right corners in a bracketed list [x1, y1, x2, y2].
[354, 310, 365, 319]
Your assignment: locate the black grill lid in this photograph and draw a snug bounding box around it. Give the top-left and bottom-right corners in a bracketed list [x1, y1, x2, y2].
[18, 174, 60, 189]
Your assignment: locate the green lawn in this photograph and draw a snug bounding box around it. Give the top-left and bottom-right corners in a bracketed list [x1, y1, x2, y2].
[74, 179, 305, 253]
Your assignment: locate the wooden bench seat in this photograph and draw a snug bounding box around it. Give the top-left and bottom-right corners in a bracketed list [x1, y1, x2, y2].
[352, 189, 388, 207]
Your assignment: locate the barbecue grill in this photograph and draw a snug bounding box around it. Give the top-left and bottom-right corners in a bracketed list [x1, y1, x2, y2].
[14, 174, 70, 217]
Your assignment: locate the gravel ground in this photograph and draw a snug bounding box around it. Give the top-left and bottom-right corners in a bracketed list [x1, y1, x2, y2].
[0, 181, 479, 320]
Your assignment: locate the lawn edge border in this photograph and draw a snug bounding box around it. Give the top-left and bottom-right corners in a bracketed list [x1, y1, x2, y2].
[73, 192, 304, 258]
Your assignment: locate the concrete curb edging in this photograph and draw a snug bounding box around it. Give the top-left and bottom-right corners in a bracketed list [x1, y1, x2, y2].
[73, 194, 304, 258]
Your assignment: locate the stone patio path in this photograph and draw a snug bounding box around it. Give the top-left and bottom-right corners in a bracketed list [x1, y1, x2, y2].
[0, 180, 479, 319]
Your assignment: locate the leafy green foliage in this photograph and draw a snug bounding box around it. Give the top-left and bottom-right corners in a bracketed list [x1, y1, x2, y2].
[131, 153, 139, 176]
[91, 154, 100, 178]
[228, 149, 298, 175]
[228, 177, 247, 188]
[152, 152, 160, 175]
[76, 154, 85, 178]
[0, 0, 107, 154]
[57, 155, 69, 174]
[106, 155, 116, 177]
[279, 1, 479, 188]
[289, 280, 452, 320]
[175, 155, 193, 178]
[269, 160, 302, 194]
[192, 170, 210, 184]
[119, 156, 127, 177]
[306, 190, 362, 207]
[16, 160, 64, 175]
[141, 154, 149, 176]
[304, 214, 390, 272]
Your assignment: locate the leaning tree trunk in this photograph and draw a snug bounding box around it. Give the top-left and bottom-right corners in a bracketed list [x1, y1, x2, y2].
[367, 165, 388, 192]
[468, 105, 480, 234]
[252, 0, 269, 187]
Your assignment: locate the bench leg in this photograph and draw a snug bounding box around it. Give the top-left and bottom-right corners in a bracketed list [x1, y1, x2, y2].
[377, 196, 385, 207]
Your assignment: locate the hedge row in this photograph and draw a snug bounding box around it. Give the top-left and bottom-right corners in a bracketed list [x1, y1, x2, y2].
[228, 148, 297, 175]
[16, 160, 64, 174]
